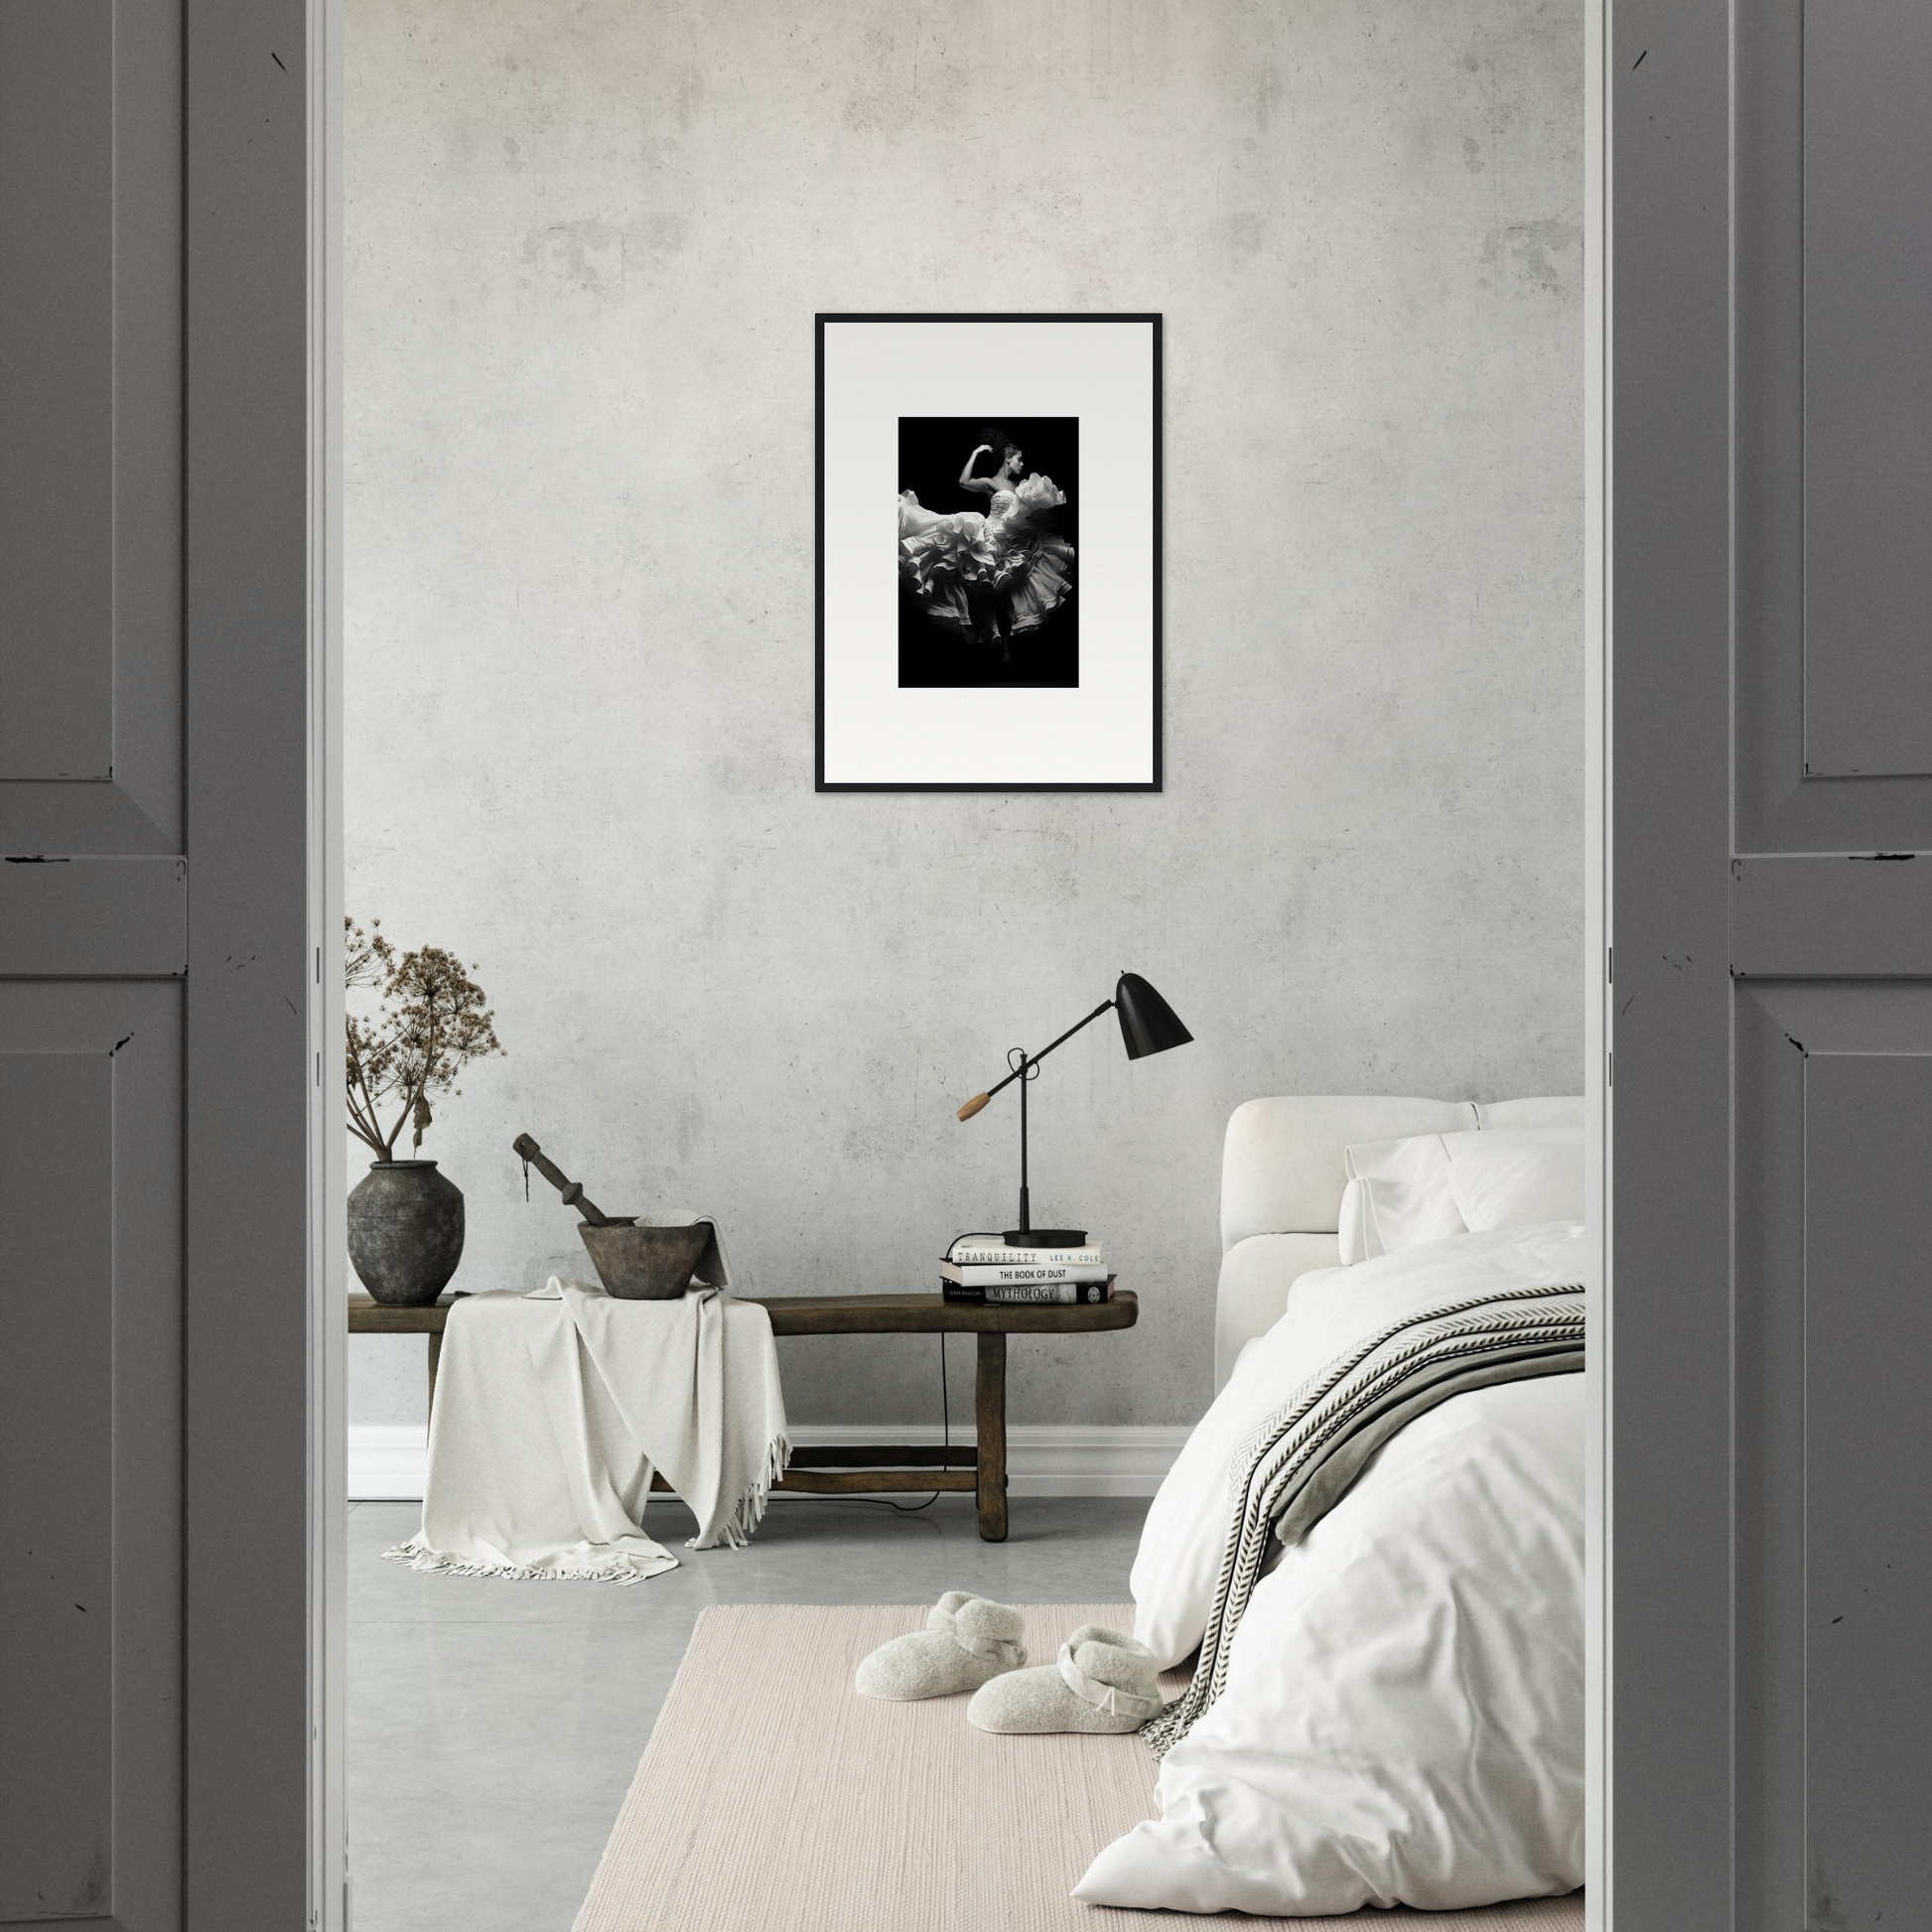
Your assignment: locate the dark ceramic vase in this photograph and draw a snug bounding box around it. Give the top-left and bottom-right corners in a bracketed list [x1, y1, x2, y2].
[347, 1161, 465, 1306]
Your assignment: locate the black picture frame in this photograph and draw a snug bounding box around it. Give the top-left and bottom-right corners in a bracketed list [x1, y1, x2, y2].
[814, 312, 1164, 792]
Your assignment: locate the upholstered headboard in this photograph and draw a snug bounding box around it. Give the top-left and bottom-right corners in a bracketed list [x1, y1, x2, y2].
[1214, 1094, 1583, 1388]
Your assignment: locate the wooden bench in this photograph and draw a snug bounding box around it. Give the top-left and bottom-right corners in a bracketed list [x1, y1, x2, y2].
[347, 1288, 1138, 1542]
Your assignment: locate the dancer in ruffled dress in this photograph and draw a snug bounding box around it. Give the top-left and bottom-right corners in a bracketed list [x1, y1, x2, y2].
[897, 427, 1075, 660]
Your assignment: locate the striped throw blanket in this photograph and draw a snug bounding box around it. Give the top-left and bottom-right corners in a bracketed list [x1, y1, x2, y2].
[1142, 1282, 1586, 1757]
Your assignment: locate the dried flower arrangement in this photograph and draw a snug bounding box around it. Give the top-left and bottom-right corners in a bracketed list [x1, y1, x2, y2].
[345, 916, 503, 1161]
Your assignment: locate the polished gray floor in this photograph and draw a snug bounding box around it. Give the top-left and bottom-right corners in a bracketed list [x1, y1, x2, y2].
[348, 1493, 1148, 1932]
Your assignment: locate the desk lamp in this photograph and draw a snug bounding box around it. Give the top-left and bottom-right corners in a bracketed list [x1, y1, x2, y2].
[955, 972, 1192, 1246]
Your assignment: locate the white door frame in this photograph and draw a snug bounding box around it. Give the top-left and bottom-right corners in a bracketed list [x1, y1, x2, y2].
[1583, 0, 1610, 1923]
[303, 0, 346, 1925]
[297, 5, 1615, 1927]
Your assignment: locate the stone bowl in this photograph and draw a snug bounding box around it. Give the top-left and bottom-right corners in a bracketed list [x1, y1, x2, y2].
[577, 1221, 711, 1300]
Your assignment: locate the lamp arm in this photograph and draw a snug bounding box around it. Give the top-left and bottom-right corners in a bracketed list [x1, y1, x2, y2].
[956, 1000, 1115, 1121]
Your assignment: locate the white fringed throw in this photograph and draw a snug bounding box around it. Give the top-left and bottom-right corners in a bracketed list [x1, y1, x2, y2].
[386, 1277, 789, 1585]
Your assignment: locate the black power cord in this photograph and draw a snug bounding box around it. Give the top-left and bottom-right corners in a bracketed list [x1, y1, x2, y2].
[867, 1331, 950, 1513]
[795, 1331, 952, 1517]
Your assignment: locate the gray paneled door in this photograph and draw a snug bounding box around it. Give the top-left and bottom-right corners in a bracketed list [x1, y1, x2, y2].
[2, 0, 327, 1927]
[2, 5, 188, 1923]
[1615, 0, 1932, 1925]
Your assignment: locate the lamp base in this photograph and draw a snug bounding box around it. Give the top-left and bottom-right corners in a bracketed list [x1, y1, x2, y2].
[1002, 1226, 1089, 1247]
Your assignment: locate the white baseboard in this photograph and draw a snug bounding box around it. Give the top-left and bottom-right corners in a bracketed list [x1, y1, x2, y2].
[345, 1426, 436, 1501]
[346, 1421, 1186, 1503]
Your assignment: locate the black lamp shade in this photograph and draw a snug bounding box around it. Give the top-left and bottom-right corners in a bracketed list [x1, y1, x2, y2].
[1114, 972, 1193, 1059]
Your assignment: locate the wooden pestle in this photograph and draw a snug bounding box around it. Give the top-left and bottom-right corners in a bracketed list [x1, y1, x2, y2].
[511, 1133, 627, 1227]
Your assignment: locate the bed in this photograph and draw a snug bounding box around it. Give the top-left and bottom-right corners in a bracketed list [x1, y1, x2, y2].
[1214, 1093, 1584, 1387]
[1077, 1093, 1587, 1918]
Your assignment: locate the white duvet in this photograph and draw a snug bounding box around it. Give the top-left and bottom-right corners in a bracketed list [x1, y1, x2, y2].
[1077, 1223, 1585, 1917]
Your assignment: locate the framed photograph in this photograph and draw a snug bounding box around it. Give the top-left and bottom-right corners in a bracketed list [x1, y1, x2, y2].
[815, 313, 1162, 791]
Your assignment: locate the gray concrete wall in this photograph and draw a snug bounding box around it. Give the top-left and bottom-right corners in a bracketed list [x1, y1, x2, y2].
[345, 0, 1583, 1431]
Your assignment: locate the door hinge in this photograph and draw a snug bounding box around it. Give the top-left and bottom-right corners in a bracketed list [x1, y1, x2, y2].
[1605, 945, 1612, 984]
[1606, 1049, 1613, 1088]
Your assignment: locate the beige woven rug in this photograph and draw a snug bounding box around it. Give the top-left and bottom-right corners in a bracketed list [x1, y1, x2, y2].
[575, 1603, 1585, 1931]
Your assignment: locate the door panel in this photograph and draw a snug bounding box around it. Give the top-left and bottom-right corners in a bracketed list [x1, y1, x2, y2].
[1733, 18, 1932, 1920]
[0, 1052, 113, 1920]
[1611, 0, 1735, 1920]
[1801, 1051, 1932, 1923]
[1, 2, 191, 1925]
[0, 0, 114, 781]
[1619, 0, 1932, 1918]
[1801, 2, 1932, 778]
[0, 987, 183, 1931]
[183, 0, 333, 1923]
[1731, 984, 1809, 1932]
[1731, 855, 1932, 977]
[0, 0, 182, 855]
[3, 0, 327, 1920]
[1732, 986, 1932, 1929]
[1735, 0, 1932, 848]
[0, 858, 188, 978]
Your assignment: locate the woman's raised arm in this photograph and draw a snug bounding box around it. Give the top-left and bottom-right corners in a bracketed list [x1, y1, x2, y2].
[957, 444, 995, 493]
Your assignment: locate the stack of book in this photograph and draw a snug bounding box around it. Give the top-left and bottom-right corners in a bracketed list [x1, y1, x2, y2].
[939, 1233, 1113, 1305]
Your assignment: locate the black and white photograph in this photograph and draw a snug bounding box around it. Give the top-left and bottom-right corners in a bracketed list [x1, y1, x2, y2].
[897, 416, 1079, 690]
[817, 313, 1162, 789]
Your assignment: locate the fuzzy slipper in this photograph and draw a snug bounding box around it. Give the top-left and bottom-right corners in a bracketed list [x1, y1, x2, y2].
[966, 1623, 1164, 1734]
[854, 1591, 1028, 1702]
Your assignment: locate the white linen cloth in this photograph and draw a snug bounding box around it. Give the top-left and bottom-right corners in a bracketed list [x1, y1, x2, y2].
[1077, 1223, 1585, 1915]
[385, 1276, 789, 1585]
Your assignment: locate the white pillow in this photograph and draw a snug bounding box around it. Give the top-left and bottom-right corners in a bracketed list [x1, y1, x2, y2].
[1336, 1177, 1374, 1266]
[1441, 1127, 1583, 1231]
[1340, 1133, 1463, 1260]
[1338, 1127, 1584, 1264]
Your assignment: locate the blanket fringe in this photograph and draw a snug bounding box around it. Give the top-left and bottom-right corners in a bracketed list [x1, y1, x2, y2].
[380, 1538, 664, 1587]
[694, 1429, 791, 1552]
[384, 1433, 792, 1576]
